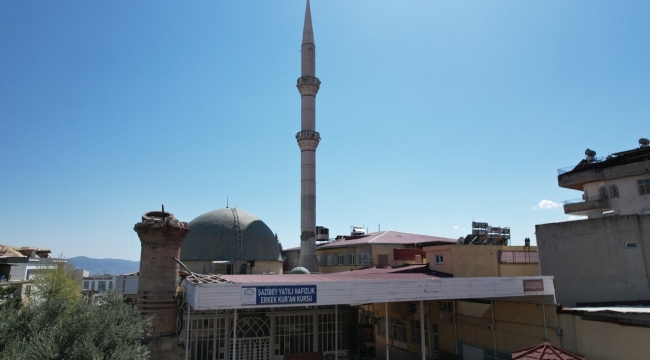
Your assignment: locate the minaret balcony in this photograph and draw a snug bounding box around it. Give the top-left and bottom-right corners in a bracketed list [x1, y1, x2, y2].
[297, 76, 321, 85]
[296, 130, 321, 141]
[297, 76, 321, 97]
[296, 130, 320, 151]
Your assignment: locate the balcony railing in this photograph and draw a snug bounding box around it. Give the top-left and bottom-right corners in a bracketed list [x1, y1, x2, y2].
[563, 195, 606, 205]
[557, 157, 604, 175]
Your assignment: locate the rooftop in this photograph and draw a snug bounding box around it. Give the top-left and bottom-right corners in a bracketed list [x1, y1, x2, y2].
[558, 145, 650, 176]
[186, 271, 437, 285]
[316, 230, 456, 249]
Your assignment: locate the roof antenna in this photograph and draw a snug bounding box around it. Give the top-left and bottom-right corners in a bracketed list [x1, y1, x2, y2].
[226, 196, 229, 208]
[162, 204, 165, 215]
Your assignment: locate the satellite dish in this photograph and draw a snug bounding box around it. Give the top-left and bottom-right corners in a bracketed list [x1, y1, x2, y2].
[640, 138, 649, 147]
[457, 237, 465, 245]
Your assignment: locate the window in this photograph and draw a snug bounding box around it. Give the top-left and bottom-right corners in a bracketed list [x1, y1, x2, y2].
[639, 179, 650, 195]
[319, 311, 351, 352]
[431, 323, 439, 350]
[348, 254, 355, 265]
[377, 318, 386, 337]
[407, 303, 428, 315]
[358, 253, 370, 265]
[410, 319, 420, 345]
[327, 255, 333, 266]
[97, 281, 106, 294]
[276, 314, 313, 355]
[83, 281, 89, 290]
[498, 251, 539, 264]
[337, 255, 344, 265]
[610, 185, 620, 198]
[435, 254, 444, 264]
[390, 318, 407, 343]
[438, 301, 452, 312]
[599, 186, 608, 199]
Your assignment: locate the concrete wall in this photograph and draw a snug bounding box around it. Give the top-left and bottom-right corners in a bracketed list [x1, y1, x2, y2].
[374, 299, 559, 360]
[424, 245, 540, 278]
[536, 214, 650, 306]
[315, 244, 399, 273]
[557, 312, 650, 360]
[455, 300, 559, 355]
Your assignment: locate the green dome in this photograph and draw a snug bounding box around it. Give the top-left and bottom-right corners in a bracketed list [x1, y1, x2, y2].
[180, 208, 281, 262]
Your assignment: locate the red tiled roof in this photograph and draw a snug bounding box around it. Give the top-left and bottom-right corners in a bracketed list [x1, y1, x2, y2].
[512, 342, 585, 360]
[215, 272, 436, 284]
[317, 231, 455, 249]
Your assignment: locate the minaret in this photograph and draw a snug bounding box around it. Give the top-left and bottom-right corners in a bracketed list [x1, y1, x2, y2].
[134, 210, 190, 336]
[296, 0, 320, 272]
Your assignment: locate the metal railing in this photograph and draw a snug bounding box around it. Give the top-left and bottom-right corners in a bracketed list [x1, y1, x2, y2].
[563, 195, 605, 205]
[557, 157, 604, 175]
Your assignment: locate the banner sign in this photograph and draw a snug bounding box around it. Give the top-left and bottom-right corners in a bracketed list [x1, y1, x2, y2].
[523, 279, 544, 292]
[241, 285, 317, 306]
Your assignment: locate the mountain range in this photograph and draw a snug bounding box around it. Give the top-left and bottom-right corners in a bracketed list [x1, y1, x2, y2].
[69, 256, 139, 276]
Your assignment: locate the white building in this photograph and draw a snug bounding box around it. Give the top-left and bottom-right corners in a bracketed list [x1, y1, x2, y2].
[559, 138, 650, 218]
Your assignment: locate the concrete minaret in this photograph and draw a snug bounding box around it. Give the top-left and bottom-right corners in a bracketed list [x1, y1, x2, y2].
[296, 0, 320, 272]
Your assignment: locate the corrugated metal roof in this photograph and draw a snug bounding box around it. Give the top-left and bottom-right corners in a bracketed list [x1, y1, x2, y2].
[206, 272, 437, 284]
[317, 231, 456, 249]
[344, 265, 428, 274]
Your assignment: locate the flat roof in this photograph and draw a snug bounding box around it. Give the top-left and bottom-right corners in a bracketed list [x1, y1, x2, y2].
[317, 230, 456, 249]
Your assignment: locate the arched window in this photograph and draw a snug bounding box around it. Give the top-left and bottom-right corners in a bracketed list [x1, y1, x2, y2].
[599, 187, 608, 199]
[610, 185, 619, 198]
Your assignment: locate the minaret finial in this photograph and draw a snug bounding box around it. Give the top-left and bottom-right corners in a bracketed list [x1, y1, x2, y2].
[302, 0, 314, 46]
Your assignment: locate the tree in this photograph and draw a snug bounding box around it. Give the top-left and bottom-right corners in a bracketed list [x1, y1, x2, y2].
[29, 259, 81, 304]
[0, 284, 22, 310]
[0, 291, 151, 360]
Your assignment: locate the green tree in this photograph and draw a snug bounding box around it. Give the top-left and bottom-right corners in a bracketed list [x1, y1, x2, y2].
[30, 260, 81, 304]
[0, 284, 22, 310]
[0, 291, 150, 360]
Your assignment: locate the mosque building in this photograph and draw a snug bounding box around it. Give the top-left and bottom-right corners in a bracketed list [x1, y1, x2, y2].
[126, 3, 559, 360]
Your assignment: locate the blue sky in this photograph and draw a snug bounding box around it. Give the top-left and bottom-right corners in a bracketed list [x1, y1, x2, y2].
[1, 1, 648, 261]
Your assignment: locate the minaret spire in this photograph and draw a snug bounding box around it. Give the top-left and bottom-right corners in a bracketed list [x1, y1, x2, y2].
[296, 0, 321, 273]
[302, 0, 314, 47]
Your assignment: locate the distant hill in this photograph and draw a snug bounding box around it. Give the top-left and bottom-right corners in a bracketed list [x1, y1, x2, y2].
[70, 256, 139, 276]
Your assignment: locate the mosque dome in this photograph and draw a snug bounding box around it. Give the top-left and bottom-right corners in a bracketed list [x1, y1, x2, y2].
[180, 208, 282, 262]
[289, 267, 310, 274]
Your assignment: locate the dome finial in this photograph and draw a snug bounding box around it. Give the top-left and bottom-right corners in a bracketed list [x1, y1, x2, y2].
[226, 196, 229, 208]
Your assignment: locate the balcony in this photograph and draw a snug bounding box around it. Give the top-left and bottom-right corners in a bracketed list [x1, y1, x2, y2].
[563, 196, 610, 215]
